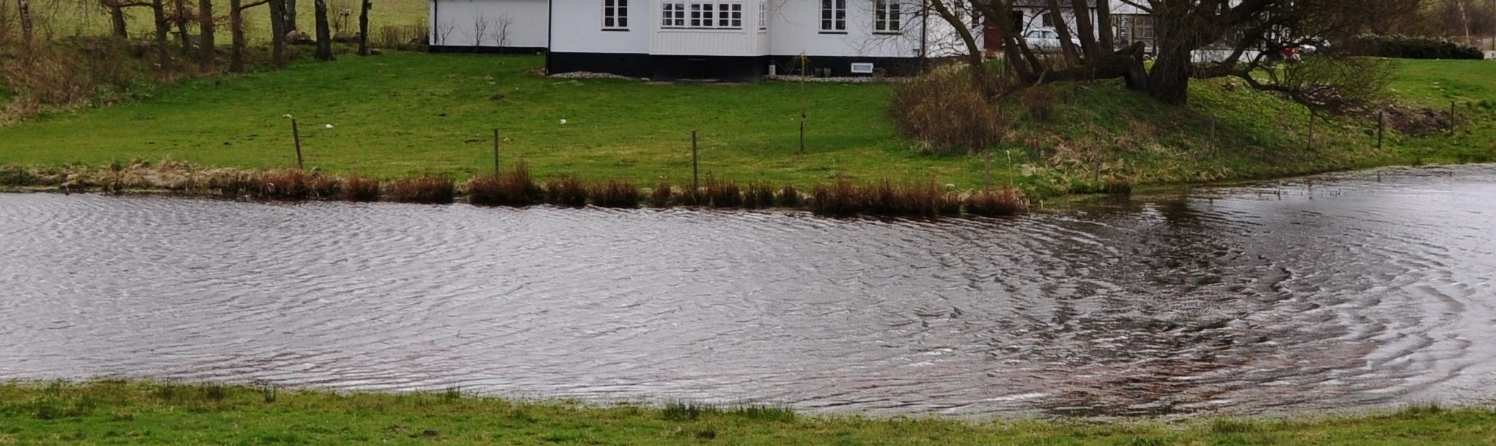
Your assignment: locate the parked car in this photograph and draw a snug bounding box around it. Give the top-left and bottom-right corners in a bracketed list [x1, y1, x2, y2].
[1023, 29, 1082, 53]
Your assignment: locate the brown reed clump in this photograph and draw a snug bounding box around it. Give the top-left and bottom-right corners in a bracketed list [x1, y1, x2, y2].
[856, 180, 952, 218]
[387, 176, 455, 204]
[705, 177, 742, 208]
[306, 174, 341, 199]
[810, 180, 866, 217]
[743, 182, 775, 209]
[471, 162, 542, 206]
[544, 176, 588, 207]
[257, 169, 310, 200]
[589, 180, 641, 208]
[650, 182, 674, 208]
[964, 187, 1027, 217]
[777, 185, 802, 208]
[341, 176, 381, 202]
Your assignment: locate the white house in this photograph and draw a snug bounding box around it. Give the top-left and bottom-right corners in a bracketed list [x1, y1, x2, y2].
[428, 0, 970, 79]
[996, 0, 1153, 56]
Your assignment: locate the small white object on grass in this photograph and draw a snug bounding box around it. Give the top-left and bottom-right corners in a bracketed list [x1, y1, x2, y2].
[560, 119, 568, 125]
[324, 124, 335, 129]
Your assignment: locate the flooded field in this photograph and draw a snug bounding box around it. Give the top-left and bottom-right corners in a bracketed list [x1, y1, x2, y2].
[2, 165, 1493, 417]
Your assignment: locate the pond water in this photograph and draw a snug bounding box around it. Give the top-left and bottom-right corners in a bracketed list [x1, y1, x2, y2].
[2, 165, 1494, 417]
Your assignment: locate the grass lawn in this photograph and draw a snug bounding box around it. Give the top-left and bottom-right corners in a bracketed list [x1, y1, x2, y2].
[3, 381, 1495, 445]
[0, 53, 1492, 194]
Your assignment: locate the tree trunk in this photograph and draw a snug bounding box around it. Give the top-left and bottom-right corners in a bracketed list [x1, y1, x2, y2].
[229, 0, 244, 72]
[152, 0, 171, 68]
[108, 2, 129, 39]
[174, 0, 192, 56]
[1147, 43, 1192, 104]
[17, 0, 33, 51]
[314, 0, 332, 60]
[1046, 0, 1082, 66]
[269, 0, 287, 67]
[1069, 0, 1099, 60]
[198, 0, 215, 69]
[1095, 0, 1114, 53]
[357, 0, 370, 55]
[284, 0, 297, 31]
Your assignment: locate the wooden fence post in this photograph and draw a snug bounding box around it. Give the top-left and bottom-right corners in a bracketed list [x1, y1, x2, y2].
[1306, 107, 1314, 150]
[291, 118, 304, 169]
[1450, 101, 1457, 134]
[1377, 110, 1384, 149]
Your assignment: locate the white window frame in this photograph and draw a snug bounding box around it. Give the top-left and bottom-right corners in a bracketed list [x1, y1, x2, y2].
[603, 0, 629, 30]
[820, 0, 846, 32]
[873, 0, 900, 34]
[663, 1, 743, 29]
[662, 1, 686, 28]
[757, 1, 767, 31]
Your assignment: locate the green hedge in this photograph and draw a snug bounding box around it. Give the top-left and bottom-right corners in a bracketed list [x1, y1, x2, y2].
[1342, 34, 1484, 60]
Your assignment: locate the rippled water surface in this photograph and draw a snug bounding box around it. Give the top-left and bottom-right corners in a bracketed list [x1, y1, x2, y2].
[2, 165, 1495, 417]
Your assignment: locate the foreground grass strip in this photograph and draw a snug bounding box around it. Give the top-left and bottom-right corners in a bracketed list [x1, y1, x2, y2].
[1, 381, 1494, 445]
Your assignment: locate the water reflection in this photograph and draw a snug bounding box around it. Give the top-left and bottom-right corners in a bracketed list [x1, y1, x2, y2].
[1, 165, 1493, 417]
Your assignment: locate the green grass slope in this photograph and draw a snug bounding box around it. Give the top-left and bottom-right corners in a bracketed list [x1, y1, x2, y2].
[3, 381, 1495, 445]
[0, 54, 1490, 193]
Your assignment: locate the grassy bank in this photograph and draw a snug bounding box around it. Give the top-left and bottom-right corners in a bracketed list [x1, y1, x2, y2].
[0, 53, 1491, 196]
[0, 0, 428, 44]
[2, 381, 1494, 445]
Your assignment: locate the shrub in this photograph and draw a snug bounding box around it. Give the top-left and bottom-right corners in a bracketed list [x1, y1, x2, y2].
[387, 176, 455, 204]
[649, 182, 674, 208]
[1341, 34, 1483, 60]
[341, 176, 380, 201]
[890, 68, 1006, 154]
[544, 176, 588, 207]
[964, 188, 1027, 217]
[589, 180, 640, 208]
[704, 177, 742, 208]
[744, 182, 775, 209]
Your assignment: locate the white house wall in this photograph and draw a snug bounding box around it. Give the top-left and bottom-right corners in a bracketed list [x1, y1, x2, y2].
[430, 0, 549, 48]
[765, 0, 927, 59]
[550, 0, 652, 54]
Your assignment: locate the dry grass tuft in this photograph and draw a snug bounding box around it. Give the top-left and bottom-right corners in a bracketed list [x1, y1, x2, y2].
[744, 182, 775, 209]
[589, 180, 640, 208]
[387, 176, 455, 204]
[544, 176, 588, 207]
[964, 188, 1027, 217]
[704, 177, 742, 208]
[650, 182, 674, 208]
[341, 176, 381, 201]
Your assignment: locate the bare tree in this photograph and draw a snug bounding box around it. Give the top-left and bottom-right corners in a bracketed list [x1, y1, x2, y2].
[471, 14, 489, 48]
[283, 0, 295, 31]
[313, 0, 331, 60]
[228, 0, 243, 71]
[356, 0, 369, 55]
[151, 0, 170, 68]
[172, 0, 190, 55]
[198, 0, 215, 69]
[432, 18, 455, 46]
[494, 13, 512, 47]
[268, 0, 288, 66]
[17, 0, 33, 51]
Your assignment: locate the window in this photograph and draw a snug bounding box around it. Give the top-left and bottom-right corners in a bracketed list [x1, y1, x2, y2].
[603, 0, 628, 29]
[663, 1, 743, 29]
[662, 2, 685, 27]
[820, 0, 845, 32]
[757, 2, 767, 30]
[1040, 11, 1053, 28]
[873, 0, 900, 33]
